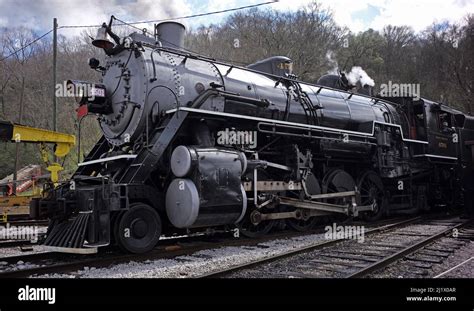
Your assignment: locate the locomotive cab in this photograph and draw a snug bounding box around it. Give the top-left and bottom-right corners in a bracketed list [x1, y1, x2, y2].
[458, 115, 474, 163]
[424, 101, 459, 159]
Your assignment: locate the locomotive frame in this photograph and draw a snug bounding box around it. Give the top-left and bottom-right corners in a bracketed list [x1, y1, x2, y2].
[32, 20, 474, 254]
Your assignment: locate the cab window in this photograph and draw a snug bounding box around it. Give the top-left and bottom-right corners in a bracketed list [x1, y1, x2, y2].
[438, 112, 453, 133]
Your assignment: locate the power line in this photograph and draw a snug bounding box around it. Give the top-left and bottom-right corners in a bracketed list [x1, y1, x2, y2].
[0, 29, 53, 62]
[111, 14, 248, 66]
[109, 16, 248, 68]
[117, 1, 278, 25]
[112, 16, 144, 32]
[59, 22, 125, 29]
[60, 2, 277, 66]
[0, 2, 277, 64]
[59, 1, 278, 29]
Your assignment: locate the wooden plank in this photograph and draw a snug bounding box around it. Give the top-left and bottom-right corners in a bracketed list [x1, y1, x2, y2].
[309, 259, 367, 268]
[330, 249, 387, 257]
[418, 250, 451, 257]
[369, 242, 406, 249]
[320, 253, 379, 262]
[297, 264, 347, 273]
[43, 246, 98, 254]
[405, 256, 443, 264]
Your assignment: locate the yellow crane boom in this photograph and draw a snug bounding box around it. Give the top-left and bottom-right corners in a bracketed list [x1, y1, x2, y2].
[0, 120, 75, 183]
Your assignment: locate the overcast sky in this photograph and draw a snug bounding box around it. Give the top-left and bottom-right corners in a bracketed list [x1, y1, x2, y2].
[0, 0, 472, 37]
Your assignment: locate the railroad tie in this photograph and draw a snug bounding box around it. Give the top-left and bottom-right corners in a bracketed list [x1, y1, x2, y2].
[405, 255, 444, 264]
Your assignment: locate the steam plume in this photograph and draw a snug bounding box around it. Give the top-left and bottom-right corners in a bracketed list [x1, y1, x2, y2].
[346, 66, 375, 87]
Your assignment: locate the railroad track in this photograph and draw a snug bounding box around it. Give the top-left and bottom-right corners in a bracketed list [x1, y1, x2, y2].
[0, 219, 48, 250]
[0, 219, 47, 249]
[0, 217, 410, 278]
[0, 239, 43, 249]
[0, 224, 344, 278]
[198, 216, 471, 278]
[347, 221, 474, 278]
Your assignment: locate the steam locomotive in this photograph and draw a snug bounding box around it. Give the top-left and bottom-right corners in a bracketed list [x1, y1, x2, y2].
[32, 20, 474, 254]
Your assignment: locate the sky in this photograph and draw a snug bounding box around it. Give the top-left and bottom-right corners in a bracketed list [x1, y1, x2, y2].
[0, 0, 472, 37]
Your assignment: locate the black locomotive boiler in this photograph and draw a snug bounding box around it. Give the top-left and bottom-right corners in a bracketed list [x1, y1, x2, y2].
[32, 20, 474, 253]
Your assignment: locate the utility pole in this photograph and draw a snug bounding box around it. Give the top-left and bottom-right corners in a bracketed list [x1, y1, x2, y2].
[12, 77, 25, 195]
[53, 17, 58, 132]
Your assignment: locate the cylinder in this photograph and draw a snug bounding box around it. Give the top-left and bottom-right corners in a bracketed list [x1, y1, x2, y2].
[166, 146, 247, 228]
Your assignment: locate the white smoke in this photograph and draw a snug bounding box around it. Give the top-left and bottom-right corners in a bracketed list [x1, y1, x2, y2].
[346, 66, 375, 87]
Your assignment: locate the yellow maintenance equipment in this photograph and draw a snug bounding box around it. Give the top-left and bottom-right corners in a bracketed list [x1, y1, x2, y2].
[0, 120, 75, 183]
[0, 120, 75, 221]
[0, 196, 31, 218]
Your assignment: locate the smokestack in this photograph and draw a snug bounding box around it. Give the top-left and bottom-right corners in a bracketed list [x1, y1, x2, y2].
[359, 84, 374, 97]
[155, 21, 185, 49]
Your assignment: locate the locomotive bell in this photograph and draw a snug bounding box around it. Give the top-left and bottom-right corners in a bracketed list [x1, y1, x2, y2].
[92, 23, 114, 49]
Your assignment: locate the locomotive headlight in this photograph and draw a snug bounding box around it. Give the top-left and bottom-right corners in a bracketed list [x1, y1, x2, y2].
[277, 61, 293, 75]
[67, 80, 110, 116]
